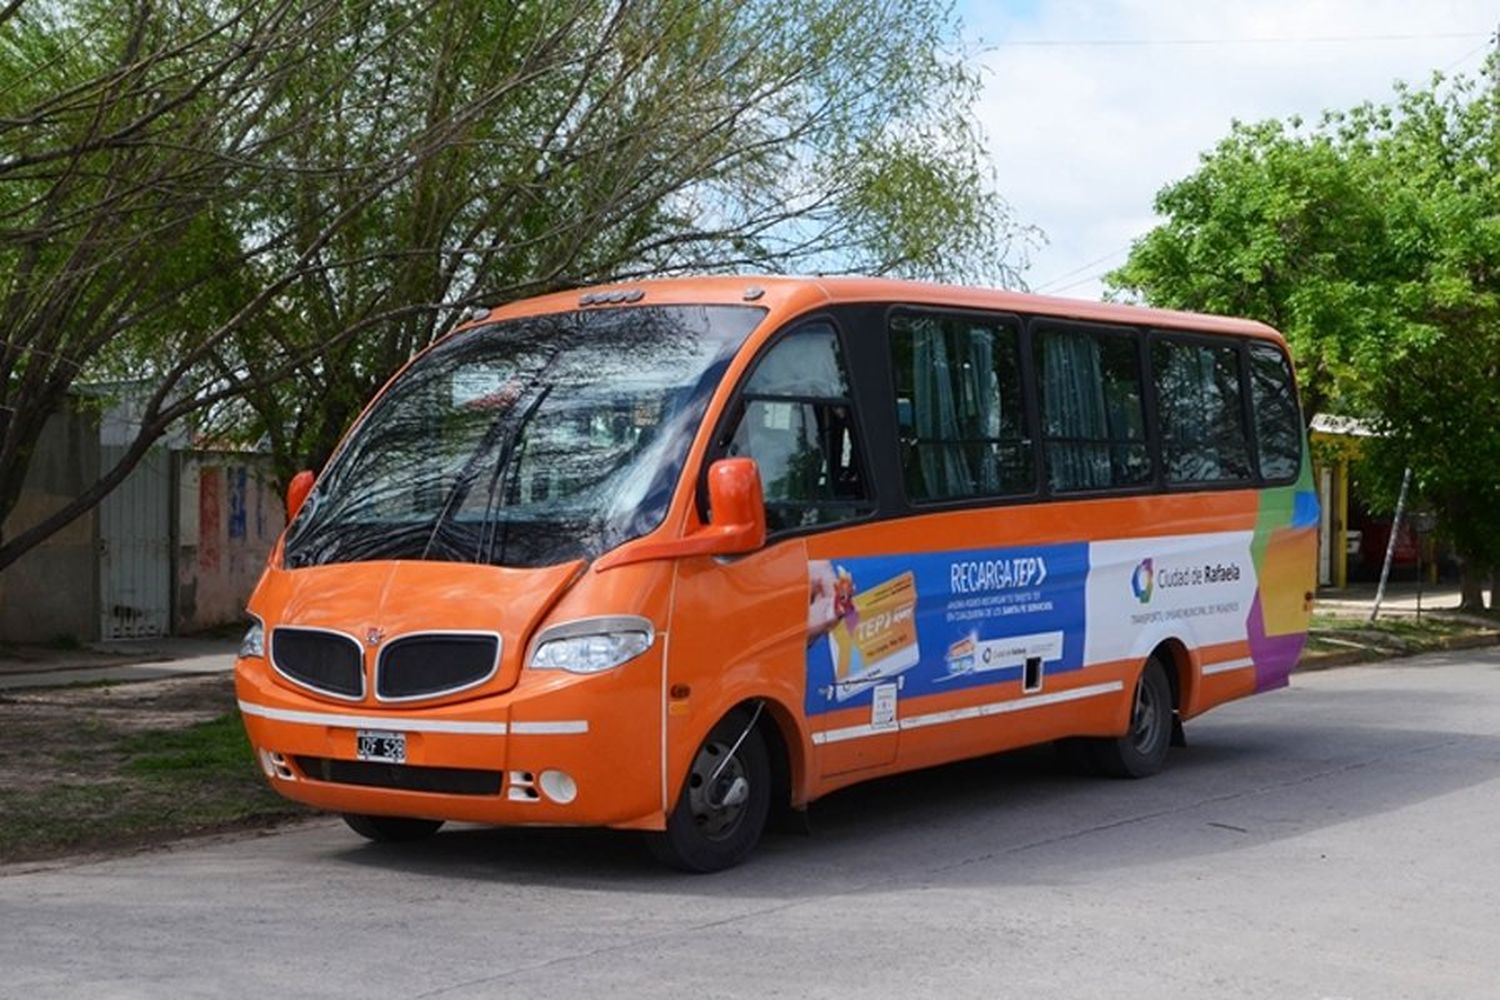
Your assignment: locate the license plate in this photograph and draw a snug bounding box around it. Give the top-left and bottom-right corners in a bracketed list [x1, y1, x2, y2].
[356, 729, 406, 764]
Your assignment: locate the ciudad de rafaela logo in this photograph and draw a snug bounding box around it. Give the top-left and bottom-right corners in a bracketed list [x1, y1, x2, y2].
[1131, 558, 1154, 604]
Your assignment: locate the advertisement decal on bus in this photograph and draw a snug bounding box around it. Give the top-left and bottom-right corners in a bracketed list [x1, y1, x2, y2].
[805, 541, 1089, 717]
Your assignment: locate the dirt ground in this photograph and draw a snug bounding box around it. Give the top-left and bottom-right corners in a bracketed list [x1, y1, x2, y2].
[0, 675, 233, 793]
[0, 675, 305, 864]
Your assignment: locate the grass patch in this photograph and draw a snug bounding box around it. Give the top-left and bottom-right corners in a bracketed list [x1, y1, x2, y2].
[0, 681, 307, 864]
[1307, 612, 1498, 656]
[1311, 613, 1469, 636]
[123, 712, 258, 775]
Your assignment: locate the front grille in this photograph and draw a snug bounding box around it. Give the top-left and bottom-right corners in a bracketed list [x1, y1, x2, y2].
[271, 627, 364, 699]
[294, 756, 503, 796]
[377, 633, 499, 700]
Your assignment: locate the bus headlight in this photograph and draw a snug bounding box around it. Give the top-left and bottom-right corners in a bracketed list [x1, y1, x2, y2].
[239, 618, 265, 659]
[529, 617, 654, 674]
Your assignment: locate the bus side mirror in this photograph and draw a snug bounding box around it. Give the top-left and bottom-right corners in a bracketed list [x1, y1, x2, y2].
[704, 457, 766, 554]
[592, 458, 765, 570]
[286, 470, 316, 521]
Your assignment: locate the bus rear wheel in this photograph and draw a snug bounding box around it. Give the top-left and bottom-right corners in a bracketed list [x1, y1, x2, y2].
[342, 813, 445, 842]
[647, 709, 771, 873]
[1058, 657, 1174, 779]
[1092, 657, 1174, 778]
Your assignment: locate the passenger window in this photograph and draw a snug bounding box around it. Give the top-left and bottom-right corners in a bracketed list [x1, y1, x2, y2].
[1248, 342, 1302, 481]
[724, 324, 873, 532]
[889, 312, 1032, 502]
[1036, 325, 1150, 492]
[1152, 337, 1253, 484]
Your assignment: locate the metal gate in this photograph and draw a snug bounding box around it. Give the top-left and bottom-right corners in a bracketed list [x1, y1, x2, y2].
[98, 445, 172, 639]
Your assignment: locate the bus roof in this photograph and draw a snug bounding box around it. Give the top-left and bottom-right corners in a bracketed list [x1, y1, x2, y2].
[481, 275, 1284, 342]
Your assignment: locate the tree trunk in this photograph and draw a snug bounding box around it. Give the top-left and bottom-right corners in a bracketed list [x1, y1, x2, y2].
[1491, 566, 1499, 612]
[1459, 559, 1487, 611]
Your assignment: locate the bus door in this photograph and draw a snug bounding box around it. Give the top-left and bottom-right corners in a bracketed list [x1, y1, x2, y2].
[699, 317, 893, 777]
[666, 538, 900, 779]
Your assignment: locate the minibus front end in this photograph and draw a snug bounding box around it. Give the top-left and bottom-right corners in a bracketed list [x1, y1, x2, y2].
[234, 556, 674, 831]
[233, 296, 772, 847]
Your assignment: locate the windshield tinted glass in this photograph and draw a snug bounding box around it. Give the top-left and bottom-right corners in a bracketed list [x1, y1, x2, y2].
[284, 305, 764, 569]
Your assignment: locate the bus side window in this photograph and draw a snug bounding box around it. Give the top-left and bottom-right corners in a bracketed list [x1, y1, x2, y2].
[888, 311, 1032, 502]
[724, 323, 873, 532]
[1152, 337, 1253, 485]
[1247, 342, 1302, 481]
[1036, 325, 1151, 492]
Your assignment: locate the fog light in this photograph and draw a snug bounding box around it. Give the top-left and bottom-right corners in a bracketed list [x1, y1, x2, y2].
[258, 749, 295, 781]
[268, 752, 295, 780]
[538, 769, 577, 804]
[507, 771, 538, 802]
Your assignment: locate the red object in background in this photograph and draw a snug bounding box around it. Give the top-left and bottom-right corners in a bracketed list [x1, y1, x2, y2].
[1357, 515, 1418, 572]
[199, 467, 222, 573]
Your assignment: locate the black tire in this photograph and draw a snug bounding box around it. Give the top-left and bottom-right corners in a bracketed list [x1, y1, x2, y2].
[342, 813, 445, 842]
[1090, 656, 1174, 779]
[647, 710, 771, 873]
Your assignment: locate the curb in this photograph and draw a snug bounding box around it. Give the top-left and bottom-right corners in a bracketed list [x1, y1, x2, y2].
[1297, 630, 1500, 673]
[0, 655, 171, 679]
[0, 656, 238, 692]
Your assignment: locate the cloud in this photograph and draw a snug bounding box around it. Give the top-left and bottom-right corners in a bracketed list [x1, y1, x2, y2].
[964, 0, 1495, 300]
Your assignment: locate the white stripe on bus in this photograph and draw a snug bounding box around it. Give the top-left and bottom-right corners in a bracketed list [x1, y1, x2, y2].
[811, 681, 1125, 745]
[510, 720, 589, 735]
[1201, 657, 1255, 676]
[238, 700, 588, 737]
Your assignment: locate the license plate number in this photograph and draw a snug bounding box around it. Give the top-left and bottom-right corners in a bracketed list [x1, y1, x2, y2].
[356, 729, 406, 764]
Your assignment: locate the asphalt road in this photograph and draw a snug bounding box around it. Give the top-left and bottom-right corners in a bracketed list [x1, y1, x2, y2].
[5, 649, 1500, 999]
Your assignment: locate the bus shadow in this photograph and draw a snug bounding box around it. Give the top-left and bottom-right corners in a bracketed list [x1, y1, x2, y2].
[332, 702, 1500, 896]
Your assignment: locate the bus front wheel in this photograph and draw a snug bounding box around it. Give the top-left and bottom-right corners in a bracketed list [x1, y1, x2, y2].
[647, 709, 771, 873]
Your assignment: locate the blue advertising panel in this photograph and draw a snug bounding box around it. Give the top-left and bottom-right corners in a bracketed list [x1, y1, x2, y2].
[805, 542, 1089, 717]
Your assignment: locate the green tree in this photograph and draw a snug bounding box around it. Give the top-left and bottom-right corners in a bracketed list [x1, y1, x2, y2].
[1108, 71, 1500, 610]
[1105, 117, 1398, 421]
[1351, 75, 1500, 609]
[0, 0, 371, 568]
[1, 0, 1031, 572]
[219, 0, 1031, 485]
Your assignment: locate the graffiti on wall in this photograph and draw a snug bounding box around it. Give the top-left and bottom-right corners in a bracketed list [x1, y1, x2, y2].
[179, 457, 283, 631]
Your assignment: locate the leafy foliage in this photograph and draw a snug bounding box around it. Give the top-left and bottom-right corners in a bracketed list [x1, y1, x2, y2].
[1108, 67, 1500, 606]
[0, 0, 1030, 567]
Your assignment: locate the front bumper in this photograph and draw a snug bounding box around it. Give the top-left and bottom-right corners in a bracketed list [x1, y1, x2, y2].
[234, 656, 664, 829]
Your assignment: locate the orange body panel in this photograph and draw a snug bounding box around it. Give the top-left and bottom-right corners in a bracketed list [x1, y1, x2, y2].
[236, 276, 1315, 834]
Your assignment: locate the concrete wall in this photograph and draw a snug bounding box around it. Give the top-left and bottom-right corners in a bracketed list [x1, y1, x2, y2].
[175, 453, 284, 632]
[0, 400, 284, 643]
[0, 406, 100, 644]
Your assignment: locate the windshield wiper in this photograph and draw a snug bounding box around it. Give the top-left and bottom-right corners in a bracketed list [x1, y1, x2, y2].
[417, 354, 560, 562]
[475, 384, 551, 565]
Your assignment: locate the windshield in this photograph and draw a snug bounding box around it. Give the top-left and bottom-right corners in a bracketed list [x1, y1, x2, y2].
[283, 304, 764, 569]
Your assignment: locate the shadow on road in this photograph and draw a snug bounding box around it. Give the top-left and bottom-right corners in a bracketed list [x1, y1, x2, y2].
[327, 679, 1500, 897]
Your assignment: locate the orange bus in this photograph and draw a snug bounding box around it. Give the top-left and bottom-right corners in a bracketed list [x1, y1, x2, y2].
[235, 277, 1317, 871]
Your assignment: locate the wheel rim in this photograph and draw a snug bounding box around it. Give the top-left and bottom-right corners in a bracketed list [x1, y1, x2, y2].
[1130, 673, 1161, 754]
[686, 740, 748, 841]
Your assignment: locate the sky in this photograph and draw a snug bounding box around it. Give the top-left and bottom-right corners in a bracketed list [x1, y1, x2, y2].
[960, 0, 1499, 300]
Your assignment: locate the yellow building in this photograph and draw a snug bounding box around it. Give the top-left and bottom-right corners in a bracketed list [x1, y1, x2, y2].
[1308, 414, 1372, 591]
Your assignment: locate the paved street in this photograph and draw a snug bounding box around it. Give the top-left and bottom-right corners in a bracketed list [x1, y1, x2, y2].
[4, 649, 1500, 999]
